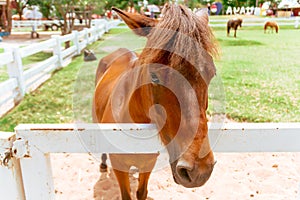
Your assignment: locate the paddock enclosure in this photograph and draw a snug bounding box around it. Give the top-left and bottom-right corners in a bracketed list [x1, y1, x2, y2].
[0, 15, 300, 200]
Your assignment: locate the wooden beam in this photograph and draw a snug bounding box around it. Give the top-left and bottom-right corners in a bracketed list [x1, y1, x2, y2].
[15, 123, 300, 154]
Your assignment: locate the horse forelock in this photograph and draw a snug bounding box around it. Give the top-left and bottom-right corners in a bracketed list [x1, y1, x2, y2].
[139, 4, 217, 84]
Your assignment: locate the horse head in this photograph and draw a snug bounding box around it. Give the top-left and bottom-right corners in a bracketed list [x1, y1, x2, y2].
[111, 4, 218, 188]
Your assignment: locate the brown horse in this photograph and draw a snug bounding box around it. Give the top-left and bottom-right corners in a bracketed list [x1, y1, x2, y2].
[264, 21, 279, 33]
[93, 4, 218, 200]
[227, 18, 243, 37]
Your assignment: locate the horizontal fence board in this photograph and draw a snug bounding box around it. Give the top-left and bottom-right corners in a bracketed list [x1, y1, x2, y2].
[15, 123, 161, 154]
[209, 123, 300, 152]
[210, 17, 298, 23]
[86, 28, 94, 34]
[20, 39, 56, 58]
[25, 73, 51, 93]
[12, 20, 43, 27]
[78, 30, 86, 38]
[0, 92, 13, 106]
[79, 41, 87, 51]
[23, 56, 58, 81]
[14, 123, 300, 154]
[61, 46, 77, 58]
[0, 52, 14, 66]
[0, 78, 18, 95]
[11, 19, 115, 28]
[59, 33, 75, 43]
[209, 17, 299, 27]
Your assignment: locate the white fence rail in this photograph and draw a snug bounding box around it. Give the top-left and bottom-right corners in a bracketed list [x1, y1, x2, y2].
[11, 19, 109, 29]
[12, 20, 44, 29]
[0, 123, 300, 199]
[13, 17, 300, 29]
[209, 17, 300, 28]
[0, 19, 121, 117]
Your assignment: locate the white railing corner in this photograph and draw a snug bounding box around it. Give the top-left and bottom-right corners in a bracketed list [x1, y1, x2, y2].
[0, 132, 25, 200]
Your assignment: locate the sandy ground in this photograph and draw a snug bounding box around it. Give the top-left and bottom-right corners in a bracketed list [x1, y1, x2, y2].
[0, 31, 59, 48]
[51, 152, 300, 200]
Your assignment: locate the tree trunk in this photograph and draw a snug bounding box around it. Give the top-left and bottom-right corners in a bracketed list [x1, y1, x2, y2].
[17, 2, 23, 20]
[6, 0, 12, 32]
[1, 5, 6, 28]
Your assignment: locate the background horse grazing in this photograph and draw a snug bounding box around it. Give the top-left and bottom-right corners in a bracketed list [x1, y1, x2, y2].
[93, 4, 217, 200]
[227, 18, 243, 37]
[264, 21, 279, 33]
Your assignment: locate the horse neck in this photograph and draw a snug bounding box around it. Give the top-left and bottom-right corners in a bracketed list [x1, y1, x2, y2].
[124, 62, 154, 123]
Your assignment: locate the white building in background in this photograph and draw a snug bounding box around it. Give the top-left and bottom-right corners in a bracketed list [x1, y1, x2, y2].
[278, 0, 300, 8]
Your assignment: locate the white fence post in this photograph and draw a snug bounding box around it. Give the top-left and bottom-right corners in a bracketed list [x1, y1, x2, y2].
[295, 17, 299, 29]
[13, 135, 55, 200]
[94, 20, 101, 40]
[73, 30, 81, 55]
[84, 28, 89, 45]
[95, 20, 105, 39]
[6, 47, 25, 104]
[51, 35, 63, 68]
[105, 20, 109, 33]
[19, 151, 54, 200]
[93, 27, 97, 42]
[0, 132, 25, 200]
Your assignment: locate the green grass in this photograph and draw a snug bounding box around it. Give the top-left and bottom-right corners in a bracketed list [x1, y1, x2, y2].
[0, 48, 7, 80]
[0, 51, 53, 82]
[0, 29, 130, 132]
[0, 56, 81, 131]
[0, 48, 8, 81]
[211, 28, 300, 122]
[217, 38, 264, 46]
[0, 26, 299, 132]
[22, 51, 53, 66]
[0, 69, 8, 82]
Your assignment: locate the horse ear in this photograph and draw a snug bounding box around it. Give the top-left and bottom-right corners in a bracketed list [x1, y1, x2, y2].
[112, 8, 158, 37]
[195, 8, 209, 24]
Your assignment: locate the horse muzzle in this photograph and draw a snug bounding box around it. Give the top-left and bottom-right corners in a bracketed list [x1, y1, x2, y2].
[171, 151, 216, 188]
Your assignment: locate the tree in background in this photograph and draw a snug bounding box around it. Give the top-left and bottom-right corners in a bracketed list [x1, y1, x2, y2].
[1, 0, 12, 32]
[12, 0, 28, 20]
[53, 0, 78, 49]
[27, 0, 53, 19]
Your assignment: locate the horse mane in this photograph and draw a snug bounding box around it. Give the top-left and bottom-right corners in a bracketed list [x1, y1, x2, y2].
[139, 4, 218, 82]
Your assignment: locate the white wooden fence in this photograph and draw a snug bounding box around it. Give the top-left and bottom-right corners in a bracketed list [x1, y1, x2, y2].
[209, 16, 300, 28]
[13, 16, 300, 30]
[11, 19, 111, 30]
[0, 123, 300, 199]
[12, 20, 45, 29]
[0, 19, 121, 117]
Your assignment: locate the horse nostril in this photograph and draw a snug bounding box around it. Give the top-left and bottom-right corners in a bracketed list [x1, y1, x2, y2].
[177, 167, 192, 182]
